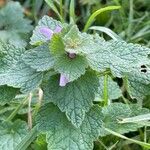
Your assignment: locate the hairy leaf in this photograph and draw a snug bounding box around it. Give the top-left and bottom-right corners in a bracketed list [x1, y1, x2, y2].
[30, 16, 62, 45]
[0, 42, 43, 93]
[0, 41, 25, 72]
[50, 33, 88, 82]
[53, 54, 88, 82]
[126, 65, 150, 99]
[95, 76, 122, 102]
[0, 85, 18, 105]
[0, 61, 43, 93]
[23, 44, 54, 71]
[0, 1, 32, 47]
[42, 71, 99, 127]
[36, 103, 103, 150]
[0, 120, 29, 150]
[100, 103, 150, 136]
[87, 40, 150, 77]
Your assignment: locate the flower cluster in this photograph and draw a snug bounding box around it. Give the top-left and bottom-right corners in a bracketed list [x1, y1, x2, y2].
[40, 26, 76, 86]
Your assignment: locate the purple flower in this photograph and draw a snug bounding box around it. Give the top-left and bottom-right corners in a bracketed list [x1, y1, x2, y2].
[54, 26, 62, 33]
[68, 53, 76, 59]
[39, 26, 62, 40]
[59, 74, 69, 87]
[39, 27, 53, 39]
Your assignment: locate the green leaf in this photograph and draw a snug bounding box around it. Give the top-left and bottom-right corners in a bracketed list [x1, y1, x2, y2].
[23, 44, 54, 71]
[63, 25, 95, 55]
[0, 61, 43, 93]
[0, 41, 25, 73]
[95, 76, 122, 102]
[100, 103, 149, 136]
[36, 103, 103, 150]
[50, 34, 65, 56]
[0, 120, 30, 150]
[53, 54, 88, 82]
[126, 66, 150, 99]
[32, 134, 47, 150]
[87, 40, 150, 78]
[16, 127, 38, 150]
[0, 42, 43, 93]
[30, 16, 62, 45]
[0, 85, 18, 105]
[50, 31, 88, 82]
[42, 71, 99, 127]
[0, 1, 33, 47]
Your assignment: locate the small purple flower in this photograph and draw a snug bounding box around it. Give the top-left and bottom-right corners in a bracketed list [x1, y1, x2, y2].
[39, 26, 62, 40]
[68, 53, 76, 59]
[39, 27, 54, 39]
[54, 26, 62, 33]
[59, 74, 69, 87]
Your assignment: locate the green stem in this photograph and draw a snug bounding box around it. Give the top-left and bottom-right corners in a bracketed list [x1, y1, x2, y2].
[143, 126, 147, 150]
[103, 74, 108, 106]
[32, 88, 43, 123]
[32, 0, 38, 24]
[127, 0, 134, 40]
[6, 96, 28, 122]
[60, 0, 63, 19]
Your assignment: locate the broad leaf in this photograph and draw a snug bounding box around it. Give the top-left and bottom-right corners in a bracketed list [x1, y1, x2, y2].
[23, 44, 54, 71]
[0, 61, 43, 93]
[95, 76, 122, 102]
[42, 71, 99, 127]
[36, 103, 103, 150]
[0, 85, 18, 105]
[0, 42, 43, 93]
[126, 65, 150, 99]
[50, 34, 65, 56]
[0, 1, 33, 47]
[0, 120, 29, 150]
[53, 54, 88, 82]
[63, 26, 99, 55]
[0, 41, 25, 72]
[30, 16, 62, 45]
[50, 33, 88, 82]
[100, 103, 150, 136]
[87, 40, 150, 78]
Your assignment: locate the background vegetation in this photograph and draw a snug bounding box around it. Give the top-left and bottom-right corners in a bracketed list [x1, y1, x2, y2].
[0, 0, 150, 150]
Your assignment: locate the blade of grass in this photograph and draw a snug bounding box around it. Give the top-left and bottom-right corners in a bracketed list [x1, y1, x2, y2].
[83, 6, 121, 32]
[119, 113, 150, 124]
[89, 26, 121, 40]
[127, 0, 134, 40]
[69, 0, 75, 23]
[105, 128, 150, 149]
[45, 0, 64, 22]
[6, 96, 29, 122]
[16, 127, 38, 150]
